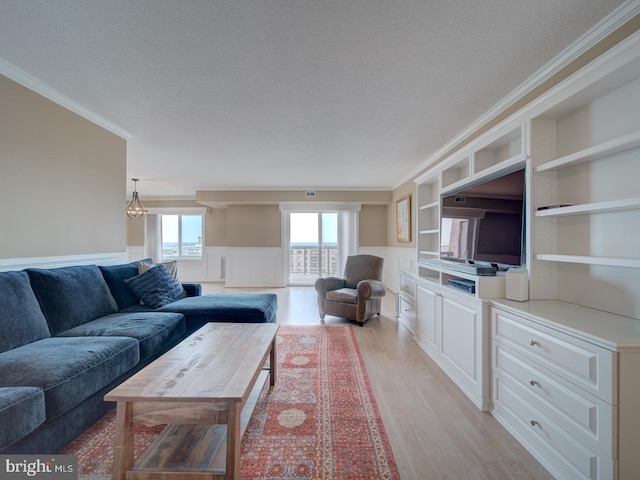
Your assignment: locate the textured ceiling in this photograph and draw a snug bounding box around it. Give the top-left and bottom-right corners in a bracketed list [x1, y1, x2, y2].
[0, 0, 628, 198]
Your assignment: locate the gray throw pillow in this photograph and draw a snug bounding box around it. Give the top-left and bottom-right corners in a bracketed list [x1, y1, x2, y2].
[138, 260, 179, 281]
[124, 265, 186, 309]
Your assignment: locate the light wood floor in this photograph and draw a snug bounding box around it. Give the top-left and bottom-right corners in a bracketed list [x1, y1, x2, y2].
[201, 284, 554, 480]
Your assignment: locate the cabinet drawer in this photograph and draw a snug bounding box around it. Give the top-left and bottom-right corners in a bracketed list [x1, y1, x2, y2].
[493, 375, 613, 480]
[398, 293, 416, 331]
[493, 343, 614, 456]
[399, 273, 416, 298]
[492, 308, 615, 403]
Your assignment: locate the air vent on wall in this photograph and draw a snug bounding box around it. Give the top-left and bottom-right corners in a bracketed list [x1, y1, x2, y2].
[454, 197, 466, 203]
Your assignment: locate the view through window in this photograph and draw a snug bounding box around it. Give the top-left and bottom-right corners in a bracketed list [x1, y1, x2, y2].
[289, 212, 337, 284]
[161, 214, 203, 259]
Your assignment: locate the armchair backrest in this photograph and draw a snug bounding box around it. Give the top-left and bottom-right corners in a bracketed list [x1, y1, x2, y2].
[344, 255, 384, 288]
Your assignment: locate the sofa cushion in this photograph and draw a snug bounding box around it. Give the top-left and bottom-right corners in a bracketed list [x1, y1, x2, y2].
[99, 260, 151, 310]
[0, 336, 139, 419]
[124, 265, 186, 309]
[158, 293, 278, 323]
[0, 271, 51, 353]
[27, 265, 119, 334]
[0, 387, 46, 450]
[59, 312, 186, 361]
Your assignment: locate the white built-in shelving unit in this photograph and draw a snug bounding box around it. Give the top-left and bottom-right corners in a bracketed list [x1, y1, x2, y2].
[398, 25, 640, 480]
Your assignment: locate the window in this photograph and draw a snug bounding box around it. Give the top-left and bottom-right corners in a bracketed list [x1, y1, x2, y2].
[161, 214, 203, 259]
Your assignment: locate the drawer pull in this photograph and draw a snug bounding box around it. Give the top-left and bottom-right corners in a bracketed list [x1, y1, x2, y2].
[529, 419, 539, 427]
[528, 378, 538, 386]
[528, 338, 539, 347]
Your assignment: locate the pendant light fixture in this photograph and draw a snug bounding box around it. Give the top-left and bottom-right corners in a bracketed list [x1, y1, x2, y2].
[126, 178, 148, 220]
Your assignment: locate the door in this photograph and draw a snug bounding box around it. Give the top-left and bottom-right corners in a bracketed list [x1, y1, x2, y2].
[288, 212, 338, 285]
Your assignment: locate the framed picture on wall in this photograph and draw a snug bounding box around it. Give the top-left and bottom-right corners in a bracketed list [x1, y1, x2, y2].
[396, 195, 411, 242]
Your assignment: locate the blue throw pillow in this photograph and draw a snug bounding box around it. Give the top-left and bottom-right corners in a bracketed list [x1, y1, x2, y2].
[99, 260, 148, 310]
[124, 265, 186, 309]
[27, 265, 119, 334]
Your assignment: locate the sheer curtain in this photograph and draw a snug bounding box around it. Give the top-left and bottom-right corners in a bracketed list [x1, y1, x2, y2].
[144, 214, 162, 261]
[337, 209, 359, 275]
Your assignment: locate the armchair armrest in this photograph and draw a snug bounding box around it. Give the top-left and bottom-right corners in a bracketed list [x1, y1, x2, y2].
[356, 279, 386, 301]
[314, 277, 346, 297]
[182, 283, 202, 297]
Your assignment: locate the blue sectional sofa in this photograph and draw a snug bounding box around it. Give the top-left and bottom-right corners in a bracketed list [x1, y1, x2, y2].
[0, 260, 277, 454]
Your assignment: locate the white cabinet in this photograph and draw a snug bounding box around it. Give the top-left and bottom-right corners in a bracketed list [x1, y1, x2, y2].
[407, 271, 491, 411]
[491, 300, 640, 480]
[439, 289, 489, 410]
[407, 25, 640, 480]
[416, 178, 440, 266]
[397, 270, 416, 333]
[527, 40, 640, 319]
[415, 283, 438, 355]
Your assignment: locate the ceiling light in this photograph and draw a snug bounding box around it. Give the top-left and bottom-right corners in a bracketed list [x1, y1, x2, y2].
[126, 178, 148, 220]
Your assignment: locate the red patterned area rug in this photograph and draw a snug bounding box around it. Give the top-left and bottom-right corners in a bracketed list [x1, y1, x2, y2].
[62, 324, 400, 479]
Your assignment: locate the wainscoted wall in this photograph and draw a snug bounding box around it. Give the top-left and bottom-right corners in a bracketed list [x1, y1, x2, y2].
[0, 252, 130, 272]
[1, 246, 414, 294]
[225, 247, 285, 287]
[126, 245, 412, 292]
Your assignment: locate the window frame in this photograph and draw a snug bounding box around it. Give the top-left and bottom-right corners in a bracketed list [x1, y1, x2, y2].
[160, 213, 204, 260]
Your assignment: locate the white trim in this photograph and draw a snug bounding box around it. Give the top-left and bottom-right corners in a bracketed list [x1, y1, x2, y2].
[0, 252, 130, 271]
[146, 207, 209, 215]
[395, 0, 640, 189]
[278, 202, 361, 212]
[522, 29, 640, 120]
[0, 59, 132, 140]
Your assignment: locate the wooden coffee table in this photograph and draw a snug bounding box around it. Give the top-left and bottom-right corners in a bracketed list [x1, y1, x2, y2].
[105, 322, 279, 480]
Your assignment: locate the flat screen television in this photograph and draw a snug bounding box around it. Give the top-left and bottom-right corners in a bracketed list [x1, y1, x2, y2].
[440, 168, 525, 272]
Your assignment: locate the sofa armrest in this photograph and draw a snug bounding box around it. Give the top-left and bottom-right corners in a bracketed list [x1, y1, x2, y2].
[182, 283, 202, 297]
[356, 279, 386, 301]
[314, 277, 346, 297]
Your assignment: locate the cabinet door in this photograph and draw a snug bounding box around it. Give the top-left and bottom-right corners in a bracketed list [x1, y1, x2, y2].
[441, 294, 480, 381]
[415, 284, 438, 354]
[440, 291, 487, 409]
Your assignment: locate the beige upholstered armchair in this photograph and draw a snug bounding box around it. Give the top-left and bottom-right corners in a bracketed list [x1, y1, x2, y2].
[314, 254, 386, 326]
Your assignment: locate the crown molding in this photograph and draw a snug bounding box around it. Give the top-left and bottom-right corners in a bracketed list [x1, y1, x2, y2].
[0, 58, 132, 139]
[395, 0, 640, 189]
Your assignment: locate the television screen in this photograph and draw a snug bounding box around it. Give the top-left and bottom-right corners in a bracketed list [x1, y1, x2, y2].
[440, 169, 525, 270]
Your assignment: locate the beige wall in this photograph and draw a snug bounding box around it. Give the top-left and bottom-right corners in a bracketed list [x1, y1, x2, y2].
[360, 204, 387, 247]
[129, 203, 388, 248]
[226, 205, 281, 247]
[0, 74, 126, 259]
[388, 179, 416, 248]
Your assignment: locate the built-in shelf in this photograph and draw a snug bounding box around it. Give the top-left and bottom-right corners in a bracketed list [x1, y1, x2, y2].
[419, 229, 439, 234]
[473, 152, 528, 179]
[535, 197, 640, 217]
[419, 201, 439, 210]
[536, 254, 640, 268]
[441, 152, 527, 196]
[535, 129, 640, 173]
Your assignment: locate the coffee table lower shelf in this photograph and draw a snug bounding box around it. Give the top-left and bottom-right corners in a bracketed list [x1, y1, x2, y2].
[124, 369, 269, 480]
